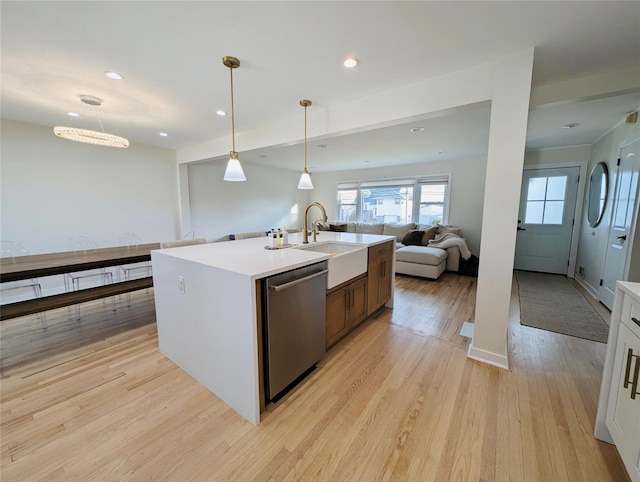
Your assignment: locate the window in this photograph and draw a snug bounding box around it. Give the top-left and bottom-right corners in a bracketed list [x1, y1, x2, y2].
[524, 175, 567, 225]
[336, 175, 450, 225]
[337, 186, 358, 222]
[418, 182, 446, 225]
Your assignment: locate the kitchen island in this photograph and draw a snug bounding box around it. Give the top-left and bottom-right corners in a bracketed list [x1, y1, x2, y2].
[151, 231, 395, 425]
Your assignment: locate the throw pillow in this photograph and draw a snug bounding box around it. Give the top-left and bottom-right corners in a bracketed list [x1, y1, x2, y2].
[421, 225, 438, 245]
[402, 229, 425, 246]
[437, 225, 462, 237]
[329, 223, 347, 232]
[383, 223, 416, 242]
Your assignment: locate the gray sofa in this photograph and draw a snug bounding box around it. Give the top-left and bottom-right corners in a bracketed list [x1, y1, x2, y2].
[320, 222, 464, 280]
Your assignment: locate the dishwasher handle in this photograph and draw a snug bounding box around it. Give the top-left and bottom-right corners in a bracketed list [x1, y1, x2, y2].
[269, 269, 328, 292]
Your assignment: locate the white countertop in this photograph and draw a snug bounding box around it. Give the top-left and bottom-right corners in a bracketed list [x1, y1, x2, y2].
[153, 231, 395, 280]
[616, 280, 640, 301]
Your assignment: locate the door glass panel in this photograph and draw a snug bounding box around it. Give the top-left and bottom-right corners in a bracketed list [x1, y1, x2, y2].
[546, 176, 567, 200]
[543, 200, 564, 224]
[525, 201, 544, 223]
[527, 178, 547, 201]
[524, 175, 568, 225]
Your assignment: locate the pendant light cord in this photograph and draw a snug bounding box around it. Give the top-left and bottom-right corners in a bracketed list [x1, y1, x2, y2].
[230, 66, 236, 153]
[304, 103, 307, 170]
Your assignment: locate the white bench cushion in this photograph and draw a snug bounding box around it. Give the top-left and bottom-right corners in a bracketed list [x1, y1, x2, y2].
[396, 245, 448, 265]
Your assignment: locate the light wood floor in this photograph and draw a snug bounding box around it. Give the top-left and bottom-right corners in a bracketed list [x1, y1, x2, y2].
[0, 273, 629, 481]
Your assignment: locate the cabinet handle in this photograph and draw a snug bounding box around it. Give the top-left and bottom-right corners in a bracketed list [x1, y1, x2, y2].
[624, 348, 640, 400]
[632, 316, 640, 328]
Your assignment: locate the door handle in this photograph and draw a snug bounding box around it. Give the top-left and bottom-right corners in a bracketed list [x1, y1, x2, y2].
[616, 235, 627, 241]
[517, 227, 526, 231]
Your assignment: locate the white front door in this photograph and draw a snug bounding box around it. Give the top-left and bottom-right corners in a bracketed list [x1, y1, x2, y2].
[599, 138, 640, 310]
[514, 167, 580, 274]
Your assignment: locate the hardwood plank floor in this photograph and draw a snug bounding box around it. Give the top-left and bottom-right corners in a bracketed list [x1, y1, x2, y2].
[0, 273, 629, 481]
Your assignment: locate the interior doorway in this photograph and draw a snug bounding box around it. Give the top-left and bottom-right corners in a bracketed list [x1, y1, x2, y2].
[599, 138, 640, 310]
[514, 167, 580, 274]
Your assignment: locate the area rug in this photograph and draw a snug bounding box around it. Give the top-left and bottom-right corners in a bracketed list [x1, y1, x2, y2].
[515, 270, 609, 343]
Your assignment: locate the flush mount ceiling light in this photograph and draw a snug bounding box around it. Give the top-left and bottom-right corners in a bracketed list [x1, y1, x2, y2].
[104, 71, 123, 80]
[222, 56, 246, 182]
[53, 95, 129, 148]
[297, 99, 314, 190]
[410, 127, 425, 132]
[343, 57, 359, 68]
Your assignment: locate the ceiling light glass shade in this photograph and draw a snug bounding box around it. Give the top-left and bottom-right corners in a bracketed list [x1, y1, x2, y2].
[223, 152, 246, 181]
[297, 168, 313, 189]
[53, 126, 129, 148]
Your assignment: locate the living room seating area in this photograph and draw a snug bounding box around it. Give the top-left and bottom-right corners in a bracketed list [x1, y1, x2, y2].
[319, 222, 471, 280]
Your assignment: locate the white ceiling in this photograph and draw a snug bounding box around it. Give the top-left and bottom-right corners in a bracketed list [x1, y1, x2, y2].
[1, 1, 639, 172]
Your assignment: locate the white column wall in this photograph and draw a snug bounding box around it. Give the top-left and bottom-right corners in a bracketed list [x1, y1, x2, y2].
[468, 48, 535, 369]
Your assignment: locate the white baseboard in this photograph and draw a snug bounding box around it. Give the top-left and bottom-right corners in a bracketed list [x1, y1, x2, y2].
[467, 342, 510, 370]
[573, 276, 599, 299]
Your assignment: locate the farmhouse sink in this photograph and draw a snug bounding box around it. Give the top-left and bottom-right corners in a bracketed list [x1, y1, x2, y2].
[295, 242, 367, 289]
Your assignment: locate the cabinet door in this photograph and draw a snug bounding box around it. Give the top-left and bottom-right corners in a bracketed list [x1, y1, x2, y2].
[326, 288, 349, 348]
[367, 241, 394, 316]
[379, 256, 392, 305]
[348, 277, 367, 329]
[606, 321, 640, 480]
[367, 259, 381, 316]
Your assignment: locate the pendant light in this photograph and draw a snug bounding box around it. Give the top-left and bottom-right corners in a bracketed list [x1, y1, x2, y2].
[53, 95, 129, 148]
[222, 56, 246, 182]
[297, 99, 313, 189]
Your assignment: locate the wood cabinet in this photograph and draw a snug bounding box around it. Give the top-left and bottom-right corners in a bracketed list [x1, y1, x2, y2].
[605, 287, 640, 482]
[367, 240, 394, 316]
[326, 275, 367, 348]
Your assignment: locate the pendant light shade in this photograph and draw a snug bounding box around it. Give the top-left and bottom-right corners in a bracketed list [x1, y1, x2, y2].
[224, 152, 246, 182]
[297, 99, 313, 190]
[297, 168, 313, 189]
[222, 56, 246, 182]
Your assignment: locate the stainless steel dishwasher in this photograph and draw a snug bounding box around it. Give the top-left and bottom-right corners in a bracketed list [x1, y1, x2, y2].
[263, 261, 327, 400]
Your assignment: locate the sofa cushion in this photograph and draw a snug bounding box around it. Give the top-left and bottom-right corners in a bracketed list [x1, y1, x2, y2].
[356, 223, 384, 235]
[396, 245, 448, 265]
[329, 222, 348, 232]
[401, 229, 425, 246]
[383, 223, 416, 242]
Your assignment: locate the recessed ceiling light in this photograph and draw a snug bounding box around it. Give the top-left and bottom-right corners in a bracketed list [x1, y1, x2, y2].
[104, 71, 123, 80]
[216, 110, 227, 116]
[561, 123, 580, 129]
[410, 127, 424, 132]
[67, 112, 80, 117]
[159, 132, 168, 137]
[317, 144, 327, 149]
[438, 151, 447, 155]
[343, 57, 359, 68]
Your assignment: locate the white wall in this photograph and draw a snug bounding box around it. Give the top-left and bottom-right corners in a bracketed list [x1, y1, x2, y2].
[310, 156, 486, 255]
[524, 145, 591, 167]
[574, 119, 640, 296]
[187, 160, 311, 242]
[1, 119, 180, 294]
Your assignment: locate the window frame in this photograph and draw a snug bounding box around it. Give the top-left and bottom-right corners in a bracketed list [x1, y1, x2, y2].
[336, 174, 451, 225]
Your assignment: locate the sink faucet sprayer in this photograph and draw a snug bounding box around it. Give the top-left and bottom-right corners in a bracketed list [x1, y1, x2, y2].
[303, 202, 328, 244]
